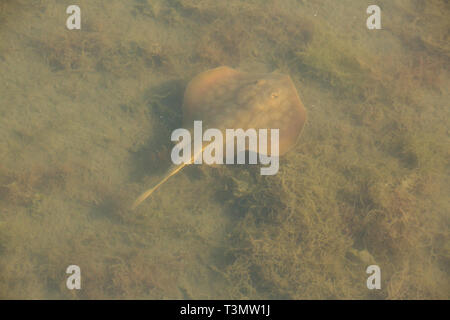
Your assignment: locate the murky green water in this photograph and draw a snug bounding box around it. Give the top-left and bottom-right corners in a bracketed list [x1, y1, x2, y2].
[0, 0, 448, 299]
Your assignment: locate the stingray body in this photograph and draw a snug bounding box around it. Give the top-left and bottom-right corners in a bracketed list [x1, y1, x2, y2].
[131, 66, 307, 209]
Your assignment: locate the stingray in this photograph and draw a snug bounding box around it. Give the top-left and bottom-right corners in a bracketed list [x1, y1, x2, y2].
[131, 66, 307, 209]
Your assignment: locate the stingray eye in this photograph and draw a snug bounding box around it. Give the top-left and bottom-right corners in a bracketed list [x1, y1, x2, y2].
[271, 92, 279, 99]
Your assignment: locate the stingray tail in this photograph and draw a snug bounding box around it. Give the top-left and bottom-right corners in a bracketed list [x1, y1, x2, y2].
[131, 162, 188, 210]
[131, 143, 207, 210]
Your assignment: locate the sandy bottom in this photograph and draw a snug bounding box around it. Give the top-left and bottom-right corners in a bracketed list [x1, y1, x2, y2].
[0, 0, 448, 299]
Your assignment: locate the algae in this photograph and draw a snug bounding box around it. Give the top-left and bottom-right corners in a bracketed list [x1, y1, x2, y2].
[0, 0, 448, 299]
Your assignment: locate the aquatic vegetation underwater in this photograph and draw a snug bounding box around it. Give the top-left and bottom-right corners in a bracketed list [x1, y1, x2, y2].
[0, 0, 448, 299]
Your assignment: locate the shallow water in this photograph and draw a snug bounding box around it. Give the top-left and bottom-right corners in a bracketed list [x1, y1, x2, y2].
[0, 0, 448, 299]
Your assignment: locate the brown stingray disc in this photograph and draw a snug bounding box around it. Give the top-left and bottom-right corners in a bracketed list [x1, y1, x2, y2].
[182, 66, 307, 156]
